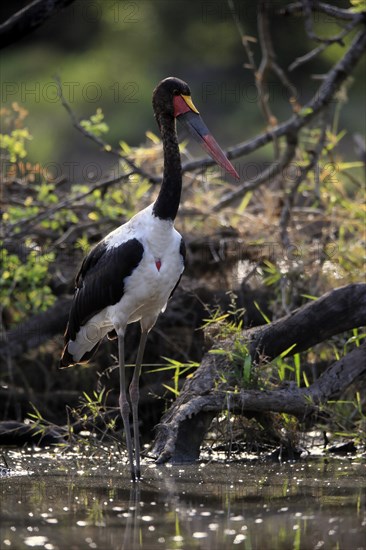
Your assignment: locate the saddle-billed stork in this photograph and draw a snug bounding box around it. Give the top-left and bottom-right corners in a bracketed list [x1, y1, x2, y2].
[60, 77, 239, 481]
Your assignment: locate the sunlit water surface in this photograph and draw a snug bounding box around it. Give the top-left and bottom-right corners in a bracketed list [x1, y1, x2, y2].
[0, 449, 365, 549]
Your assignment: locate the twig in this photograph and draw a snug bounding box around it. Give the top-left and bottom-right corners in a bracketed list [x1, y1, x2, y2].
[289, 8, 364, 71]
[227, 0, 257, 71]
[256, 1, 281, 157]
[51, 221, 97, 249]
[4, 172, 133, 238]
[181, 29, 366, 174]
[228, 0, 298, 159]
[212, 131, 298, 211]
[54, 76, 158, 184]
[257, 2, 297, 102]
[289, 43, 329, 72]
[279, 121, 327, 248]
[280, 2, 362, 22]
[303, 0, 326, 43]
[303, 0, 364, 44]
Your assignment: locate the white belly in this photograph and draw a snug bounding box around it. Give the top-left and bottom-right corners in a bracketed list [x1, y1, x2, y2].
[109, 249, 183, 330]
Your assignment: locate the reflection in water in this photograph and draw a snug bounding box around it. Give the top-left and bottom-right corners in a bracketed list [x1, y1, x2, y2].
[0, 450, 365, 549]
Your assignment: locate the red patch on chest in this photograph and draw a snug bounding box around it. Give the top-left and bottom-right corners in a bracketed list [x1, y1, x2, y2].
[155, 259, 162, 271]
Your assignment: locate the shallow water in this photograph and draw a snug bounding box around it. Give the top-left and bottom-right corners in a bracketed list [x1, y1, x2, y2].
[0, 450, 365, 549]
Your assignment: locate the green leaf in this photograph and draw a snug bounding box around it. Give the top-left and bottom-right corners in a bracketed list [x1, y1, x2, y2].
[253, 301, 271, 324]
[279, 343, 297, 359]
[238, 191, 253, 212]
[80, 108, 109, 137]
[162, 384, 180, 396]
[299, 106, 313, 117]
[243, 355, 252, 384]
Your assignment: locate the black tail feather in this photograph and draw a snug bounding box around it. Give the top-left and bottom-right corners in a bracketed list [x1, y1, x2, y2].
[59, 341, 101, 368]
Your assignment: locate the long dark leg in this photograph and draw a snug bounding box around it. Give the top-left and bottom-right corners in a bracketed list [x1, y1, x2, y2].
[129, 329, 148, 480]
[118, 333, 135, 481]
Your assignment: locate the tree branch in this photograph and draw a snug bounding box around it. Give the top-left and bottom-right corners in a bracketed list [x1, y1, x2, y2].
[256, 2, 297, 129]
[151, 283, 366, 463]
[181, 28, 366, 174]
[0, 0, 77, 49]
[4, 171, 133, 239]
[54, 76, 158, 184]
[228, 0, 297, 161]
[288, 13, 364, 71]
[153, 343, 366, 464]
[0, 297, 72, 361]
[279, 119, 327, 248]
[212, 131, 298, 211]
[248, 283, 366, 362]
[280, 2, 364, 22]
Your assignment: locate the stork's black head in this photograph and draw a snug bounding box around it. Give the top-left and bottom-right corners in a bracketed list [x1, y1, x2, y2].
[152, 77, 192, 120]
[152, 76, 240, 181]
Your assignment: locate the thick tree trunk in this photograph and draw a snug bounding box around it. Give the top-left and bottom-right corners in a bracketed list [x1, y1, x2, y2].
[151, 283, 366, 463]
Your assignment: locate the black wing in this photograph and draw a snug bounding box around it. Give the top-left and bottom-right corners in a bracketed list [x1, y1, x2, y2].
[64, 237, 144, 343]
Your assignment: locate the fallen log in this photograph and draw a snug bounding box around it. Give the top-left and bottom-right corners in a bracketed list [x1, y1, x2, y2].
[0, 282, 272, 362]
[151, 283, 366, 463]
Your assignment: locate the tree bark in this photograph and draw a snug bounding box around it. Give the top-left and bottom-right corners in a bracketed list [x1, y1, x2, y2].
[0, 280, 272, 362]
[0, 0, 77, 49]
[0, 297, 71, 361]
[248, 283, 366, 362]
[151, 283, 366, 463]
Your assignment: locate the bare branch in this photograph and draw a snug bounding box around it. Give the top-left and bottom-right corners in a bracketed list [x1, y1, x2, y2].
[182, 28, 366, 174]
[227, 0, 257, 71]
[256, 2, 297, 126]
[280, 2, 363, 21]
[279, 120, 327, 248]
[288, 7, 364, 70]
[4, 171, 133, 239]
[0, 0, 77, 50]
[212, 131, 298, 211]
[206, 342, 366, 416]
[289, 43, 330, 72]
[54, 76, 158, 184]
[256, 1, 281, 156]
[248, 283, 366, 362]
[228, 0, 298, 161]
